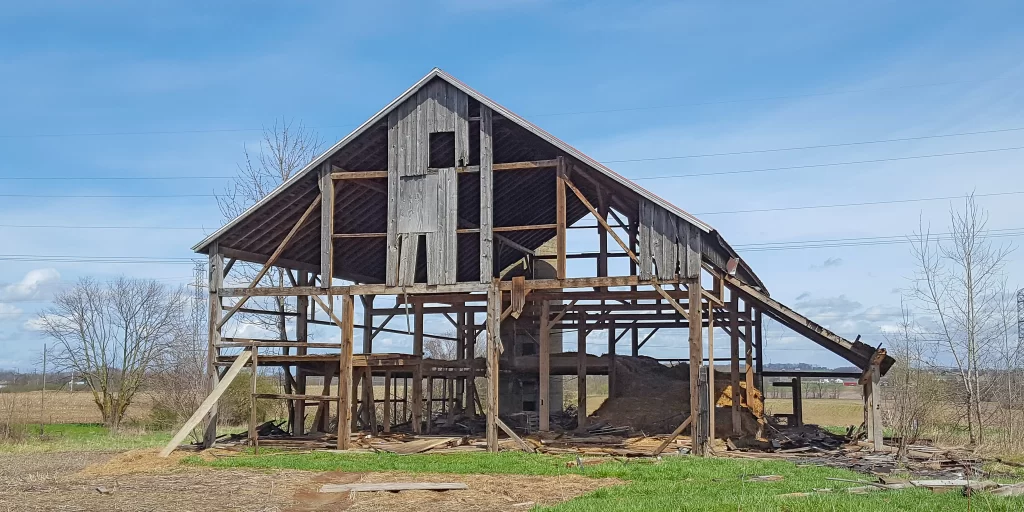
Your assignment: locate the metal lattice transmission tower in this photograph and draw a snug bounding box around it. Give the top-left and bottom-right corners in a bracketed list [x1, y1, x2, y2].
[192, 260, 207, 345]
[1017, 288, 1024, 344]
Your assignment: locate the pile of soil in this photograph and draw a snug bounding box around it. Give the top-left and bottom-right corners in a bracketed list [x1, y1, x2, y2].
[591, 355, 763, 437]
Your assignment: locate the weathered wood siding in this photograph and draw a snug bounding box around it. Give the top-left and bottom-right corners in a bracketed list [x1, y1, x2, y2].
[386, 79, 467, 286]
[638, 198, 702, 280]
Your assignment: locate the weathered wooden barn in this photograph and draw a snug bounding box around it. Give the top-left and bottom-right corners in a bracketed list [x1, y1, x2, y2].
[162, 68, 895, 457]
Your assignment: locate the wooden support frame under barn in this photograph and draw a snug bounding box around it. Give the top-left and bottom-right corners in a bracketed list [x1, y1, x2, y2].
[162, 68, 897, 458]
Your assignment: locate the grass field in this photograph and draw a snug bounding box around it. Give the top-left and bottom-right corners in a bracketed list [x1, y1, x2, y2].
[188, 451, 1024, 511]
[764, 397, 865, 427]
[0, 423, 172, 454]
[1, 389, 154, 424]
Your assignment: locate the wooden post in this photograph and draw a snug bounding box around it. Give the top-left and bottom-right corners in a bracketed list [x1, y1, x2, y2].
[868, 364, 883, 451]
[485, 282, 501, 452]
[412, 302, 423, 433]
[729, 291, 741, 435]
[479, 104, 494, 282]
[361, 295, 374, 353]
[608, 325, 616, 398]
[320, 164, 335, 287]
[350, 367, 361, 432]
[249, 347, 258, 450]
[455, 310, 466, 413]
[293, 272, 309, 436]
[744, 303, 754, 412]
[577, 310, 587, 432]
[383, 370, 391, 433]
[707, 302, 715, 443]
[792, 376, 803, 427]
[338, 294, 354, 449]
[754, 309, 764, 393]
[425, 376, 434, 434]
[203, 241, 223, 448]
[688, 280, 706, 456]
[555, 156, 567, 280]
[539, 300, 551, 431]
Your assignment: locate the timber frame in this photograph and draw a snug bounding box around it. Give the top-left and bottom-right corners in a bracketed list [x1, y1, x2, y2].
[163, 69, 895, 457]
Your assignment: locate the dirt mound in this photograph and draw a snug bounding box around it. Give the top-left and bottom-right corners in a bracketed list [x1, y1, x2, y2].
[79, 448, 206, 476]
[591, 355, 763, 436]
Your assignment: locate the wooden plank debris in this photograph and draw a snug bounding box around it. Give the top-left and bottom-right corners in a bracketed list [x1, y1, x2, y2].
[320, 482, 468, 493]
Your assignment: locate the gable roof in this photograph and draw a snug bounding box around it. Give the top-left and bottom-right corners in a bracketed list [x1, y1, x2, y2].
[193, 68, 764, 289]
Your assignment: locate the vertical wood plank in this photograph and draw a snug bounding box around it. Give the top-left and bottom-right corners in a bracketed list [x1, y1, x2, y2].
[485, 282, 501, 452]
[539, 300, 551, 431]
[454, 89, 469, 167]
[338, 294, 354, 449]
[869, 365, 883, 451]
[383, 370, 391, 433]
[688, 280, 705, 456]
[793, 377, 804, 427]
[479, 105, 494, 282]
[686, 226, 702, 279]
[729, 291, 742, 435]
[386, 111, 400, 286]
[577, 310, 587, 432]
[707, 300, 715, 444]
[412, 302, 423, 433]
[555, 157, 567, 280]
[203, 242, 223, 448]
[744, 303, 754, 412]
[320, 164, 334, 285]
[249, 347, 258, 449]
[361, 295, 374, 353]
[754, 310, 764, 393]
[293, 272, 309, 436]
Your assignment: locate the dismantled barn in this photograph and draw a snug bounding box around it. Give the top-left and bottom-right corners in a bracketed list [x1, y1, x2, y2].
[162, 68, 896, 457]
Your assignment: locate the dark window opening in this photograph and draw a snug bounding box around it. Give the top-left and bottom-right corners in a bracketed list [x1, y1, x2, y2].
[522, 400, 537, 412]
[429, 131, 456, 168]
[520, 342, 537, 356]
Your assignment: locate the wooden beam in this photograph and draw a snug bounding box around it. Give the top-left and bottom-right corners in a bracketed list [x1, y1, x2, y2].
[412, 302, 423, 433]
[485, 282, 501, 452]
[480, 104, 493, 283]
[651, 415, 692, 456]
[577, 310, 588, 432]
[293, 272, 309, 436]
[744, 303, 754, 414]
[707, 301, 715, 445]
[729, 291, 741, 435]
[161, 349, 252, 457]
[203, 242, 223, 448]
[383, 370, 391, 433]
[338, 294, 354, 449]
[495, 418, 534, 453]
[555, 156, 567, 279]
[321, 164, 335, 285]
[688, 281, 706, 456]
[218, 192, 322, 328]
[539, 300, 551, 431]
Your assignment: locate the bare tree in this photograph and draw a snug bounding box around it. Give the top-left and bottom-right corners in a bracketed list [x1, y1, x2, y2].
[882, 300, 940, 458]
[37, 277, 188, 430]
[423, 333, 485, 360]
[216, 119, 325, 341]
[908, 195, 1013, 446]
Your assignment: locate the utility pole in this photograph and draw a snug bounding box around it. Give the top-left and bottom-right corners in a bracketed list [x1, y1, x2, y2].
[40, 344, 47, 437]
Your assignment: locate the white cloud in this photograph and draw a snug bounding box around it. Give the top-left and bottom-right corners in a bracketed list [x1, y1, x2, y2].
[0, 303, 23, 317]
[0, 268, 61, 302]
[23, 313, 61, 332]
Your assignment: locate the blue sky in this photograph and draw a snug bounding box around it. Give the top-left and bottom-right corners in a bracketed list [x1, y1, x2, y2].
[2, 1, 1023, 369]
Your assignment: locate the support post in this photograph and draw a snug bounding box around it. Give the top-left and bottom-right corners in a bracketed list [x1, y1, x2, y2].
[480, 104, 494, 282]
[688, 281, 707, 456]
[383, 370, 391, 433]
[539, 300, 551, 431]
[744, 303, 754, 412]
[361, 295, 374, 353]
[203, 242, 223, 448]
[320, 164, 335, 287]
[792, 376, 803, 427]
[249, 347, 258, 450]
[485, 281, 501, 452]
[555, 156, 567, 279]
[577, 310, 587, 432]
[729, 291, 742, 435]
[868, 364, 883, 451]
[754, 309, 764, 393]
[412, 302, 423, 433]
[293, 272, 309, 436]
[338, 294, 354, 448]
[707, 301, 715, 444]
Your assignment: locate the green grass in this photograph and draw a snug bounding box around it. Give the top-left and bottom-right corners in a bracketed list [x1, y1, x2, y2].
[185, 451, 1024, 511]
[0, 423, 172, 454]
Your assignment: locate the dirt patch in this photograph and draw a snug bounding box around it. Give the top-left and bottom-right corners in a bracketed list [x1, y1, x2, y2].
[0, 451, 620, 511]
[591, 355, 763, 436]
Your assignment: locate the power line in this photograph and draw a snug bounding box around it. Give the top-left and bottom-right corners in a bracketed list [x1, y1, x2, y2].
[3, 145, 1023, 199]
[1, 76, 1010, 140]
[5, 125, 1024, 182]
[0, 223, 207, 230]
[693, 190, 1024, 216]
[629, 145, 1024, 180]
